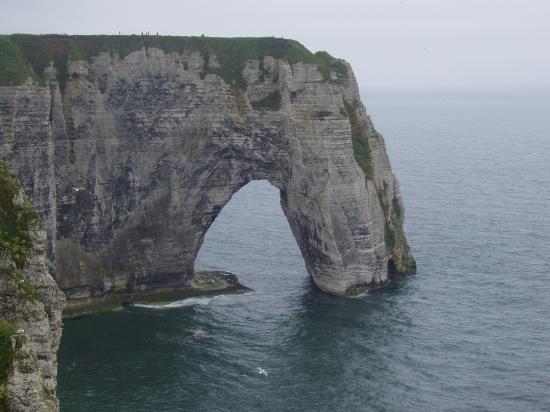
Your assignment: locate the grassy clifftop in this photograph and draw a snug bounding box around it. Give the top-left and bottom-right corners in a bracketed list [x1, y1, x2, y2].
[0, 34, 349, 88]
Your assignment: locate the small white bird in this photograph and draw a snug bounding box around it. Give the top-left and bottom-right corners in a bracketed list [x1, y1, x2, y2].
[256, 367, 268, 377]
[16, 329, 25, 335]
[72, 187, 85, 192]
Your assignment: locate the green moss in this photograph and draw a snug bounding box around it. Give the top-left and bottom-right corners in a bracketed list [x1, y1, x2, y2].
[17, 280, 39, 300]
[383, 192, 416, 274]
[43, 387, 56, 398]
[343, 101, 415, 274]
[314, 51, 349, 83]
[251, 90, 282, 111]
[0, 320, 15, 410]
[392, 195, 402, 220]
[1, 34, 349, 90]
[0, 162, 38, 269]
[344, 99, 374, 180]
[345, 284, 366, 295]
[0, 162, 40, 300]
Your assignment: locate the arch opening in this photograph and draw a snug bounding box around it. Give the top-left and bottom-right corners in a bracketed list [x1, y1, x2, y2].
[194, 180, 307, 291]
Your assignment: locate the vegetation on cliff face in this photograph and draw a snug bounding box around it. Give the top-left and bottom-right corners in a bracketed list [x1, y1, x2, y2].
[0, 162, 38, 269]
[0, 161, 39, 299]
[0, 320, 15, 412]
[314, 51, 349, 83]
[0, 162, 44, 408]
[0, 34, 349, 89]
[342, 100, 415, 274]
[0, 37, 35, 86]
[343, 99, 374, 181]
[383, 193, 415, 273]
[251, 90, 282, 111]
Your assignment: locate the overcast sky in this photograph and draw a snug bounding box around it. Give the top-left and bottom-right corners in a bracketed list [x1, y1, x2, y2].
[1, 0, 549, 91]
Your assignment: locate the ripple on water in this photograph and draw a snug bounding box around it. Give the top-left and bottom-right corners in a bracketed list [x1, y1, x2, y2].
[58, 91, 550, 411]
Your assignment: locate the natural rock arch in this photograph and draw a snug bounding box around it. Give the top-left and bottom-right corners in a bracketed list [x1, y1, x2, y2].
[0, 35, 415, 302]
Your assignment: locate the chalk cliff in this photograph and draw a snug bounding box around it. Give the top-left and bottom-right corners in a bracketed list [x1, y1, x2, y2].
[0, 162, 64, 412]
[0, 34, 415, 302]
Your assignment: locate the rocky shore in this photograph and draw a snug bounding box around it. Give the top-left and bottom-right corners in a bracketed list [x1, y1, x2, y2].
[63, 271, 250, 318]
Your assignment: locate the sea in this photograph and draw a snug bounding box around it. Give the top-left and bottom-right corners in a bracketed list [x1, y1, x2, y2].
[57, 90, 550, 411]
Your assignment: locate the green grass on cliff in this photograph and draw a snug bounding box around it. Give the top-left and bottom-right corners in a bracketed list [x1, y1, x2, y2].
[342, 100, 415, 273]
[0, 319, 15, 411]
[384, 194, 416, 274]
[0, 34, 349, 89]
[0, 162, 38, 269]
[315, 51, 349, 83]
[343, 99, 374, 180]
[0, 37, 35, 86]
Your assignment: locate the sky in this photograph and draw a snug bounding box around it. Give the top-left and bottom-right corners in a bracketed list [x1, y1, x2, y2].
[1, 0, 549, 91]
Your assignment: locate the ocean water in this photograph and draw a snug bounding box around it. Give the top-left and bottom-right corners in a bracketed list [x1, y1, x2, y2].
[57, 91, 550, 411]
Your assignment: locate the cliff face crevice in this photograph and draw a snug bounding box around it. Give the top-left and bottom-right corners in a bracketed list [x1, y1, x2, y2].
[0, 35, 414, 301]
[0, 162, 65, 412]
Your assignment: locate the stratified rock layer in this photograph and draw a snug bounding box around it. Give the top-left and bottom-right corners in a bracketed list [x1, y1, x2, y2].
[0, 35, 414, 300]
[0, 164, 64, 412]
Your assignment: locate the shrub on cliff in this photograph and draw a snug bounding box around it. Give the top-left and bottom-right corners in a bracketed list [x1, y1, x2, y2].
[0, 161, 39, 300]
[0, 319, 15, 411]
[0, 162, 38, 269]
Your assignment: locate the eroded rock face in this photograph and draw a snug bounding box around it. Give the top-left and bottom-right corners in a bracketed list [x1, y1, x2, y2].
[0, 166, 65, 412]
[0, 36, 414, 300]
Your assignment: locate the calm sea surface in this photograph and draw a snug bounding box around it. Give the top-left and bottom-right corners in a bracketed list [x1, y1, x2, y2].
[58, 91, 550, 411]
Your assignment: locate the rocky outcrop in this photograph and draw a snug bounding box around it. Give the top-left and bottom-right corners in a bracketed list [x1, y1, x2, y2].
[0, 34, 415, 301]
[0, 162, 64, 412]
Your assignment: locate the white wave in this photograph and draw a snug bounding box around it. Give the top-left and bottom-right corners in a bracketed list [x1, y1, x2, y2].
[132, 296, 219, 309]
[130, 290, 253, 310]
[191, 327, 206, 337]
